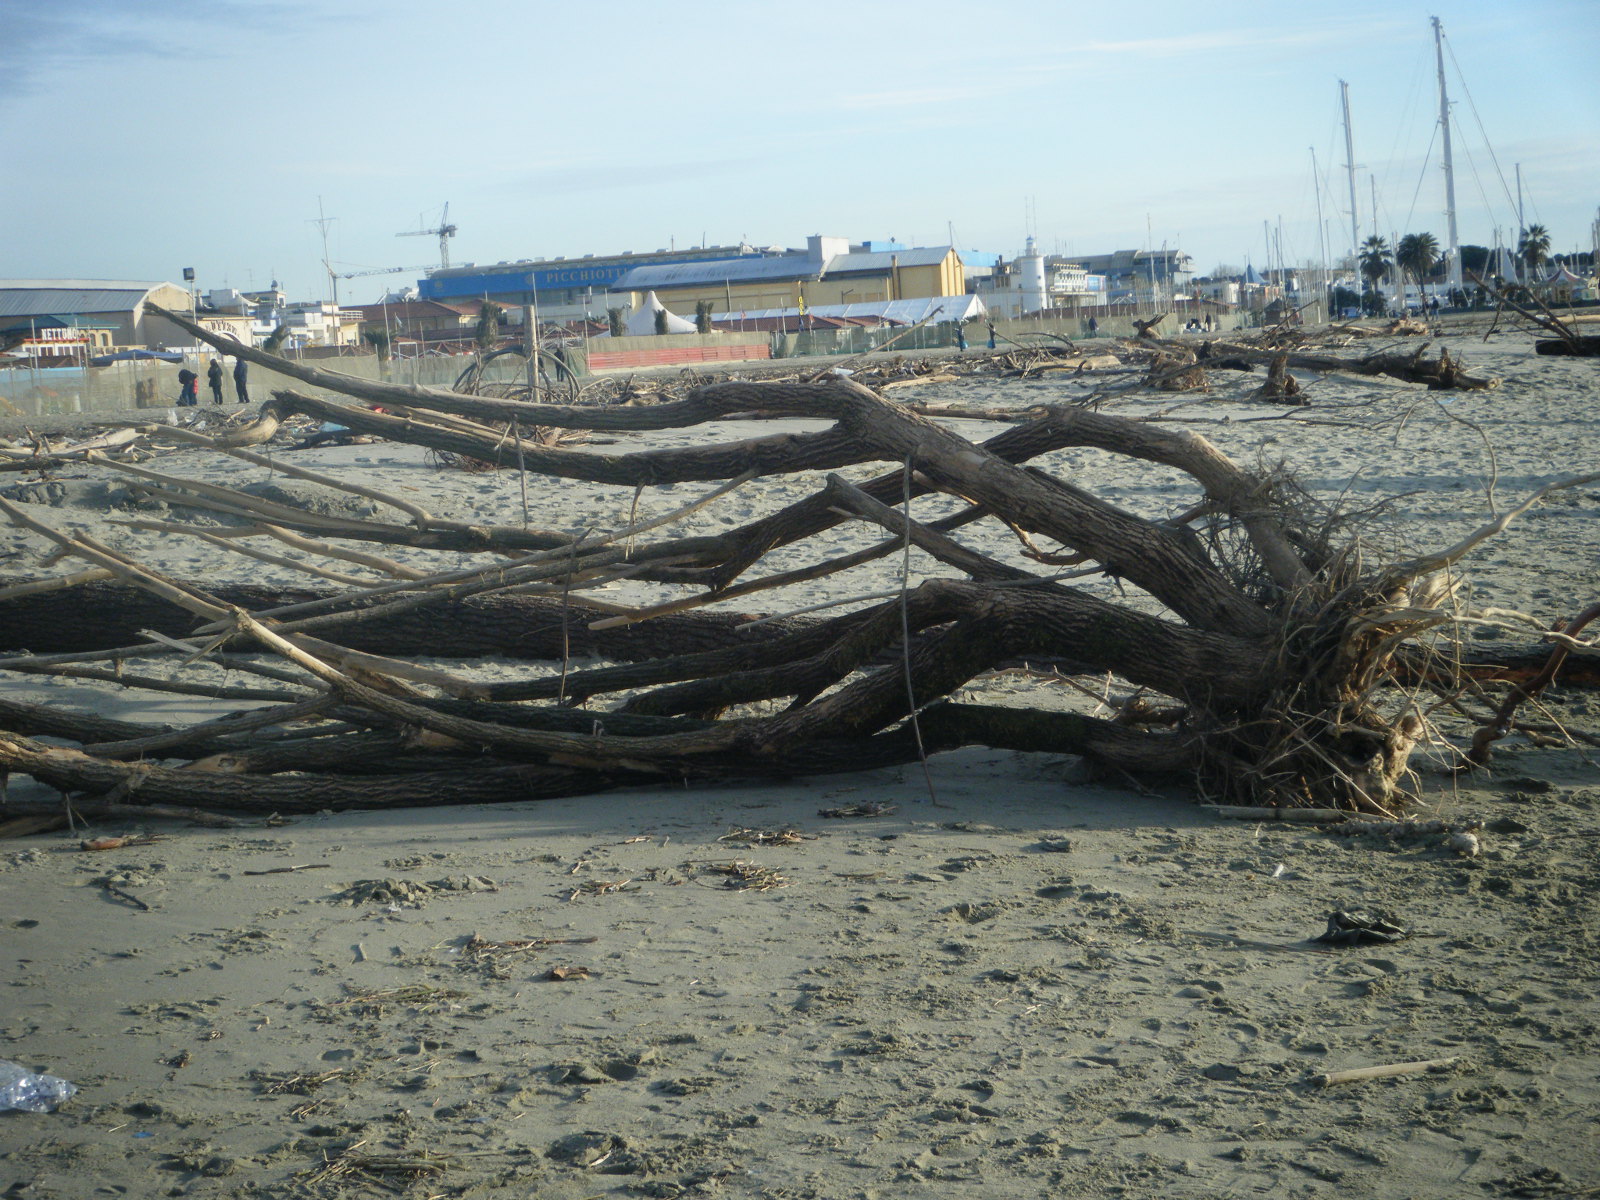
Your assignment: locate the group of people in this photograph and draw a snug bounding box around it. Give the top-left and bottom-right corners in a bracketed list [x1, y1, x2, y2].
[176, 357, 249, 407]
[1182, 315, 1216, 334]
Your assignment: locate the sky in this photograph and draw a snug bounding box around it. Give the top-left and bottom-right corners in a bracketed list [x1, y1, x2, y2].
[3, 0, 1596, 305]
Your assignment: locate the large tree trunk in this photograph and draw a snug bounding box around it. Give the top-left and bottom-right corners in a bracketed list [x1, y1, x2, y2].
[0, 305, 1575, 817]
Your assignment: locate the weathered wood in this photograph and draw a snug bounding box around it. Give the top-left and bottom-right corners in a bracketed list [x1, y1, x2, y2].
[1535, 336, 1600, 356]
[0, 581, 820, 660]
[1250, 353, 1306, 405]
[5, 318, 1579, 817]
[1202, 339, 1497, 390]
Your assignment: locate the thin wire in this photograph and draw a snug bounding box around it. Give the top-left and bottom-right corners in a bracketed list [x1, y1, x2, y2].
[1402, 119, 1438, 233]
[1443, 33, 1520, 222]
[898, 456, 938, 806]
[1377, 48, 1430, 213]
[512, 418, 530, 530]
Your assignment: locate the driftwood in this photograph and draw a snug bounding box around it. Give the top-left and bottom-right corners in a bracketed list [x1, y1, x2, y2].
[1536, 336, 1600, 357]
[1469, 280, 1600, 357]
[1313, 1057, 1461, 1087]
[1250, 353, 1305, 405]
[0, 303, 1587, 818]
[1195, 338, 1496, 390]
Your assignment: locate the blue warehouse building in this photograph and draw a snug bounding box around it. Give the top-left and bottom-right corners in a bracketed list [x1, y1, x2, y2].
[418, 244, 775, 320]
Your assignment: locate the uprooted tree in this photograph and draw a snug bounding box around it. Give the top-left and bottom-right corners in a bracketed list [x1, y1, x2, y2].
[0, 302, 1592, 820]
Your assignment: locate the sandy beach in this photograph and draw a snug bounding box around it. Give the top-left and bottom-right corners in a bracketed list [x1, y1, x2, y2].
[1, 326, 1598, 1198]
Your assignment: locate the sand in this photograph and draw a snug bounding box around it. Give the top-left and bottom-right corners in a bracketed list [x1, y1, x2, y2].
[1, 327, 1598, 1198]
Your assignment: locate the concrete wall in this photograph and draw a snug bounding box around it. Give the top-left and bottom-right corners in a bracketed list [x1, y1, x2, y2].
[0, 311, 1246, 420]
[990, 309, 1241, 341]
[0, 351, 483, 420]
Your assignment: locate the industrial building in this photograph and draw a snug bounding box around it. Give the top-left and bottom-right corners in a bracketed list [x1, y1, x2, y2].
[412, 236, 967, 327]
[0, 279, 205, 350]
[417, 244, 774, 321]
[608, 236, 965, 316]
[1069, 248, 1194, 304]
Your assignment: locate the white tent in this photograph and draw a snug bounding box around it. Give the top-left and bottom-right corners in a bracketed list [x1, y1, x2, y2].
[624, 291, 699, 336]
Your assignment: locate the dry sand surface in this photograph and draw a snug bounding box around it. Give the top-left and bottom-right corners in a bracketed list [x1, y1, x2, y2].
[1, 328, 1598, 1198]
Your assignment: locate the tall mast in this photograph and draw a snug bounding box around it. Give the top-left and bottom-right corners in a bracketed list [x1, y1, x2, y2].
[1340, 80, 1360, 261]
[1311, 145, 1328, 317]
[1433, 16, 1462, 292]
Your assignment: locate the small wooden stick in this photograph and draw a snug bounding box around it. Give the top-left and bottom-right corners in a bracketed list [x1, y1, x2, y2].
[0, 568, 117, 602]
[130, 523, 381, 588]
[155, 424, 436, 527]
[0, 496, 230, 621]
[81, 693, 335, 758]
[1313, 1056, 1460, 1087]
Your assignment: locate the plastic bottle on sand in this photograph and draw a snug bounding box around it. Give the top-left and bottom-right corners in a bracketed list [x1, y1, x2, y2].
[0, 1060, 77, 1113]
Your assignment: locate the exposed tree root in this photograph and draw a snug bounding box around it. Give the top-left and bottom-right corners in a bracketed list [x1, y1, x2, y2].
[0, 305, 1584, 818]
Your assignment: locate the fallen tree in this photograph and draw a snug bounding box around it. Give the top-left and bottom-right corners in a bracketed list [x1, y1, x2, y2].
[0, 304, 1590, 818]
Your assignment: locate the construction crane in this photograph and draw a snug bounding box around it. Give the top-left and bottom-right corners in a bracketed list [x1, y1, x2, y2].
[338, 264, 434, 280]
[397, 202, 457, 270]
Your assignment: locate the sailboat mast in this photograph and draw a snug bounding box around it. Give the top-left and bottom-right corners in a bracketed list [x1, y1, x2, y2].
[1340, 80, 1360, 261]
[1433, 16, 1462, 292]
[1311, 146, 1329, 318]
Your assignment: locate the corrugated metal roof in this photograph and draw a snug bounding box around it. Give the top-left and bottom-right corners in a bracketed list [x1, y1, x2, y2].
[714, 295, 986, 325]
[612, 256, 821, 291]
[823, 246, 953, 274]
[0, 280, 167, 319]
[610, 247, 955, 293]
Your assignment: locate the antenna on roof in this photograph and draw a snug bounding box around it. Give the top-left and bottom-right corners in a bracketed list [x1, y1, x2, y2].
[311, 197, 338, 305]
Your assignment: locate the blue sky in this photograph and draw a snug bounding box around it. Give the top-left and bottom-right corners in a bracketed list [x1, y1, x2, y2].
[4, 0, 1595, 303]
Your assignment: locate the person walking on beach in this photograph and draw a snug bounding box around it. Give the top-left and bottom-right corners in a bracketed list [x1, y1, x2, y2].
[1087, 315, 1098, 337]
[986, 320, 997, 350]
[206, 358, 224, 404]
[955, 323, 967, 351]
[233, 357, 250, 404]
[176, 367, 198, 407]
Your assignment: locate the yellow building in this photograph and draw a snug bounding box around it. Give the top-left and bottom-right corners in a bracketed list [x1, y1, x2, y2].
[608, 236, 964, 316]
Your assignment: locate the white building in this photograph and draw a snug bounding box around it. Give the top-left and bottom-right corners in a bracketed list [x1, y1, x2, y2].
[971, 239, 1107, 317]
[282, 300, 363, 348]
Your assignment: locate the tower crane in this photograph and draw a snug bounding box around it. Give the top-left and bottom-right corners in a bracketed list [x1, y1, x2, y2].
[338, 264, 434, 280]
[397, 202, 457, 269]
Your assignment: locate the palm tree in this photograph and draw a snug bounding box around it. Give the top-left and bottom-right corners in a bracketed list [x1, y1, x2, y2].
[1359, 235, 1392, 301]
[1518, 224, 1551, 281]
[1396, 232, 1441, 306]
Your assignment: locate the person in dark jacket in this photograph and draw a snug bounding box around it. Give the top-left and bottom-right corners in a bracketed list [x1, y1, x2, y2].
[177, 367, 199, 407]
[232, 357, 250, 404]
[206, 358, 224, 404]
